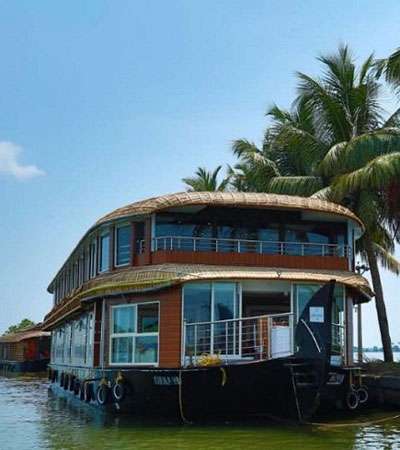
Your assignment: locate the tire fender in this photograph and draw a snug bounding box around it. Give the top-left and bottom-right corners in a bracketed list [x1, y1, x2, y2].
[112, 380, 128, 403]
[96, 384, 111, 406]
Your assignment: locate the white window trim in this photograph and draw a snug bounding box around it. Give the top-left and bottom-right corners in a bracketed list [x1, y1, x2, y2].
[114, 223, 131, 268]
[109, 302, 160, 367]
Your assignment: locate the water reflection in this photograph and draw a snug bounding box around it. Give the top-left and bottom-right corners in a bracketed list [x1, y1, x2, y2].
[1, 375, 400, 450]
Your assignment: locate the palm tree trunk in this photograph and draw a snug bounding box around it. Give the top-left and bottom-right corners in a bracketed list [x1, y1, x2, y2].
[364, 234, 394, 362]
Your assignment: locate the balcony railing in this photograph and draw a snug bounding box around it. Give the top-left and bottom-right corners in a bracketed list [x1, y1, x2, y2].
[183, 312, 294, 365]
[144, 236, 350, 258]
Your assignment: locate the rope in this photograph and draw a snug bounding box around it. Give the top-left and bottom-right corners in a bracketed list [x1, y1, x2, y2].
[220, 367, 227, 387]
[178, 370, 192, 425]
[289, 366, 302, 423]
[305, 414, 400, 428]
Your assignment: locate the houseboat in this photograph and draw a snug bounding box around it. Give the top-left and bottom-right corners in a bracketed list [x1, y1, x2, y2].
[43, 192, 373, 422]
[0, 324, 50, 372]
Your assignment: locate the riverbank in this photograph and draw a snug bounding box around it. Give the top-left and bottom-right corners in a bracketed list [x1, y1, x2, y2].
[1, 374, 400, 450]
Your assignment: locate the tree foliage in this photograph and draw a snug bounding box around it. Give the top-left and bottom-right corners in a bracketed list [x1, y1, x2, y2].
[3, 318, 36, 335]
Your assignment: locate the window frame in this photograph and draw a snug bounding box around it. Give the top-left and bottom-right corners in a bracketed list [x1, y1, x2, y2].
[98, 230, 110, 274]
[109, 302, 160, 367]
[114, 223, 132, 267]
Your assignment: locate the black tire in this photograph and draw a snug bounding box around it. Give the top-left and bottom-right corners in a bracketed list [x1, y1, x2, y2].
[74, 379, 80, 395]
[96, 385, 111, 406]
[112, 381, 128, 403]
[78, 382, 85, 400]
[63, 374, 69, 390]
[68, 375, 76, 392]
[84, 382, 93, 403]
[346, 390, 359, 410]
[356, 386, 369, 404]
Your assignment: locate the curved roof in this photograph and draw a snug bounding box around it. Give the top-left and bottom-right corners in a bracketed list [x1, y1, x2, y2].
[96, 191, 364, 228]
[43, 263, 373, 330]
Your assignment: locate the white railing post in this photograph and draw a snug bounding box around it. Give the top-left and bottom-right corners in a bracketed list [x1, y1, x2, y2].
[181, 319, 187, 366]
[194, 324, 197, 359]
[225, 321, 228, 356]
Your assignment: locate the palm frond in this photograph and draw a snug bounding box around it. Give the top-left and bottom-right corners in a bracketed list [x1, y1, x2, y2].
[267, 176, 324, 196]
[374, 243, 400, 275]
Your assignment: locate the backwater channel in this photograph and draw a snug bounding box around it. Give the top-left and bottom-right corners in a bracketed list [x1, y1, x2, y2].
[1, 374, 400, 450]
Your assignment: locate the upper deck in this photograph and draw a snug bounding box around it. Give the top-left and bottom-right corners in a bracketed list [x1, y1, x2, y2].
[48, 192, 364, 306]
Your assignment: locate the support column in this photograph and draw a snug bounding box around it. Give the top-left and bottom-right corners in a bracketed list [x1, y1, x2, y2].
[357, 303, 363, 364]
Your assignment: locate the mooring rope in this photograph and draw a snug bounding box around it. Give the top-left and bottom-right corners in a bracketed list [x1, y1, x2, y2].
[305, 414, 400, 428]
[289, 366, 302, 423]
[178, 370, 192, 425]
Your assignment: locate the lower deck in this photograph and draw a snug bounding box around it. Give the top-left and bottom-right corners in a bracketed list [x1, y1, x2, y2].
[49, 278, 355, 371]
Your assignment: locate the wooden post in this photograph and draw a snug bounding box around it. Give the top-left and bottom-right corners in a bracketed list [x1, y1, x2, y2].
[357, 303, 363, 364]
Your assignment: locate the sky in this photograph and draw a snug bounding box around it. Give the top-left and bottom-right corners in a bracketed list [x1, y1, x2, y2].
[0, 0, 399, 347]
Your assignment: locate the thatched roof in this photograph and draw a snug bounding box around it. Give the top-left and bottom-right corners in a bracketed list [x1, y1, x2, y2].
[97, 191, 364, 228]
[0, 328, 50, 344]
[43, 263, 372, 330]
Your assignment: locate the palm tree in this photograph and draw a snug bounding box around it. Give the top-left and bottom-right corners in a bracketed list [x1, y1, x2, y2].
[182, 165, 229, 192]
[375, 47, 400, 90]
[231, 45, 400, 361]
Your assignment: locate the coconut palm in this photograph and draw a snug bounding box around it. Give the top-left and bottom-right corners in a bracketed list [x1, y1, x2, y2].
[375, 47, 400, 90]
[182, 165, 229, 192]
[231, 45, 400, 361]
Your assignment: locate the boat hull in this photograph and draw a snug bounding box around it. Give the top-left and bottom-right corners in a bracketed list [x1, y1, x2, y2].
[49, 357, 322, 423]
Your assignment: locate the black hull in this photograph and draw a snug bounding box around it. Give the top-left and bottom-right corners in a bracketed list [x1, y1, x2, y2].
[0, 358, 49, 373]
[49, 357, 323, 423]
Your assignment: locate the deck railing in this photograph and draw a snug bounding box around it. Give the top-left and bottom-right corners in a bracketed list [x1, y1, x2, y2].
[182, 312, 294, 365]
[146, 236, 350, 258]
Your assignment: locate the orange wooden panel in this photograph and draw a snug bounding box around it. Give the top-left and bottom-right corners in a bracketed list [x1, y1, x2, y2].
[150, 250, 349, 271]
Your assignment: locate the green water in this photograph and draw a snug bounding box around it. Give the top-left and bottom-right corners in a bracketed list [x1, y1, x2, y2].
[1, 375, 400, 450]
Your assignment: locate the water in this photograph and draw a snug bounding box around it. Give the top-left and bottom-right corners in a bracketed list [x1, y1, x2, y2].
[1, 375, 400, 450]
[361, 352, 400, 362]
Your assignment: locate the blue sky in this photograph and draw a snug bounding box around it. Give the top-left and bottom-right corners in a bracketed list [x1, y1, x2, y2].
[0, 0, 399, 347]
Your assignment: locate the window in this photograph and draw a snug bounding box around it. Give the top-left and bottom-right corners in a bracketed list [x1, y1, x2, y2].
[85, 312, 94, 365]
[183, 282, 238, 355]
[99, 232, 110, 273]
[110, 303, 159, 365]
[115, 225, 131, 266]
[90, 239, 98, 278]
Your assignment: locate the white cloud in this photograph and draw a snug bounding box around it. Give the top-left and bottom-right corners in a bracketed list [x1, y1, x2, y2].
[0, 141, 44, 180]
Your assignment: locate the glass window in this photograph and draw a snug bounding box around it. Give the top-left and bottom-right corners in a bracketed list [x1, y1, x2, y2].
[85, 312, 94, 365]
[135, 336, 158, 363]
[183, 283, 212, 323]
[112, 337, 133, 364]
[183, 282, 238, 356]
[214, 282, 236, 320]
[110, 303, 159, 365]
[115, 225, 131, 266]
[137, 304, 159, 333]
[99, 233, 110, 272]
[113, 306, 135, 333]
[90, 240, 97, 278]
